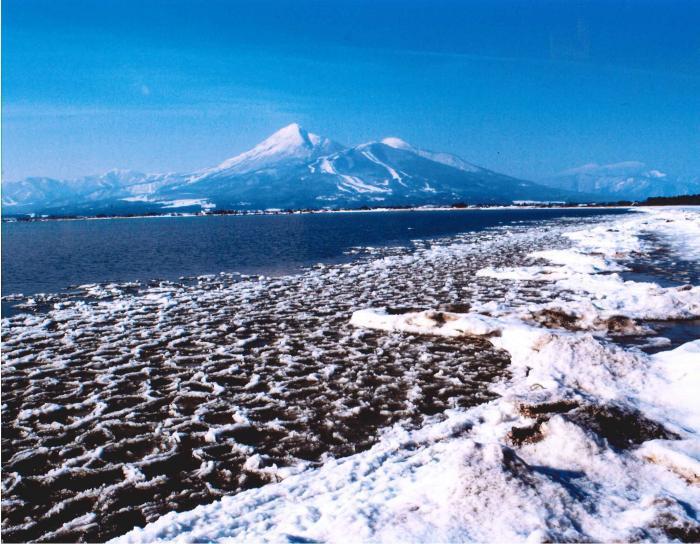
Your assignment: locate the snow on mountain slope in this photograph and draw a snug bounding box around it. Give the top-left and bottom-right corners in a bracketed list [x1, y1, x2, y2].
[381, 137, 481, 173]
[191, 123, 345, 180]
[542, 162, 700, 200]
[3, 124, 581, 215]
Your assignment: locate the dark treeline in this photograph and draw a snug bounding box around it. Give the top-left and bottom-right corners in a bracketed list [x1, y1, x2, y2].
[637, 194, 700, 206]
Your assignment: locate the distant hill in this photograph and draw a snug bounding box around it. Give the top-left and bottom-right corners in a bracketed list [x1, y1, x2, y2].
[541, 161, 700, 201]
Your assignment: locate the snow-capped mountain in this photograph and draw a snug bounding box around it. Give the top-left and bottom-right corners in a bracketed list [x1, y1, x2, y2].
[3, 124, 580, 215]
[1, 170, 184, 212]
[541, 162, 700, 201]
[189, 123, 344, 182]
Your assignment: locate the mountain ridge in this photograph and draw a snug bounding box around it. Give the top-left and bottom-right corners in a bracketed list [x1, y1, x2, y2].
[541, 161, 700, 200]
[6, 124, 680, 215]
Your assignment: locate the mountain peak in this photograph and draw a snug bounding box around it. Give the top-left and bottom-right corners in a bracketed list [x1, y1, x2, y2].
[280, 122, 303, 131]
[208, 124, 343, 176]
[381, 137, 413, 150]
[267, 123, 312, 147]
[239, 122, 315, 157]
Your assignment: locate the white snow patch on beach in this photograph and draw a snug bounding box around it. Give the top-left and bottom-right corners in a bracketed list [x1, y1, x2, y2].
[477, 207, 700, 326]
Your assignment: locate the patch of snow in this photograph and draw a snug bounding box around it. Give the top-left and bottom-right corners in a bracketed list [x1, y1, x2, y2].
[361, 150, 404, 184]
[318, 157, 337, 175]
[337, 175, 391, 194]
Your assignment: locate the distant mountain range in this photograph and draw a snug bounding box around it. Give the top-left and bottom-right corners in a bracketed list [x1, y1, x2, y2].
[541, 161, 700, 201]
[3, 124, 698, 215]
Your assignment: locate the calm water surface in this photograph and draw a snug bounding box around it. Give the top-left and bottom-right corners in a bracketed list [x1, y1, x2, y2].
[2, 208, 629, 297]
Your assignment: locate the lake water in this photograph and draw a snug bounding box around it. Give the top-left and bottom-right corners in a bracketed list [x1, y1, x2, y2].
[1, 208, 629, 297]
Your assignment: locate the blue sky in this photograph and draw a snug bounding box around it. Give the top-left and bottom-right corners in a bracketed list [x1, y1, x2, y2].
[3, 0, 699, 181]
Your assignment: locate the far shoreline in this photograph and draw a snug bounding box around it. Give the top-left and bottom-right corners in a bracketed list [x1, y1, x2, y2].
[2, 194, 699, 223]
[0, 204, 667, 224]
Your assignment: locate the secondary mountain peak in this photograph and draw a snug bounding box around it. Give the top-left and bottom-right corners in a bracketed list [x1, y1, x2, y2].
[380, 137, 413, 150]
[381, 137, 480, 173]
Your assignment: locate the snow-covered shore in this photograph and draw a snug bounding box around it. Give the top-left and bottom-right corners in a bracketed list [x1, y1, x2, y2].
[113, 208, 700, 543]
[2, 204, 632, 223]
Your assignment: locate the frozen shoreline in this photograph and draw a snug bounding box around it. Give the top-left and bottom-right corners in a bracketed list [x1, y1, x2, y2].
[1, 204, 639, 224]
[114, 208, 700, 543]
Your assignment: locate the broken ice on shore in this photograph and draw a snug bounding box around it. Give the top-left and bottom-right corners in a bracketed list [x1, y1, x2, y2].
[114, 208, 700, 543]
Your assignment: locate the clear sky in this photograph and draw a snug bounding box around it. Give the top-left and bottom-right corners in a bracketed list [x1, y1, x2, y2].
[3, 0, 699, 181]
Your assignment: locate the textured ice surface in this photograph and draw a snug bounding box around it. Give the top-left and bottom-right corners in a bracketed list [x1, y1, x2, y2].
[2, 214, 587, 542]
[112, 208, 700, 543]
